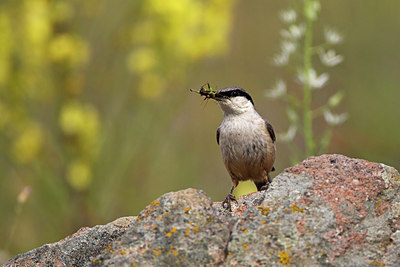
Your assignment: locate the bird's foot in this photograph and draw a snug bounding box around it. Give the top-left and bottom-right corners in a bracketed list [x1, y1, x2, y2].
[222, 193, 238, 211]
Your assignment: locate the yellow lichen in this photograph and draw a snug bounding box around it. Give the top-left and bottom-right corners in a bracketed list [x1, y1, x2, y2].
[278, 250, 292, 266]
[371, 260, 386, 266]
[166, 227, 177, 237]
[261, 220, 267, 224]
[153, 200, 160, 206]
[243, 243, 249, 250]
[121, 250, 126, 255]
[171, 248, 178, 256]
[289, 204, 305, 213]
[153, 250, 161, 255]
[184, 207, 190, 212]
[257, 206, 270, 215]
[185, 227, 190, 236]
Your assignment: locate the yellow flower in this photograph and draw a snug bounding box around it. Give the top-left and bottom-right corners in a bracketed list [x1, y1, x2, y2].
[12, 123, 43, 164]
[48, 34, 89, 66]
[67, 160, 92, 190]
[127, 48, 157, 74]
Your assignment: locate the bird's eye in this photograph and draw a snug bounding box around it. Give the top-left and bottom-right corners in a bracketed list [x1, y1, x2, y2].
[231, 91, 238, 96]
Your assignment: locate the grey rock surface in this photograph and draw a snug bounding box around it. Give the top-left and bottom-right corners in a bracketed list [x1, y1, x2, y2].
[5, 154, 400, 266]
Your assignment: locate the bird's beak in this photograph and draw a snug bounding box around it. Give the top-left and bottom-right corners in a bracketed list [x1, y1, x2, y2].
[208, 92, 226, 101]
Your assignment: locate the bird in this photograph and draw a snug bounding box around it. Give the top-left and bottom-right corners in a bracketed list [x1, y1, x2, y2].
[205, 86, 276, 211]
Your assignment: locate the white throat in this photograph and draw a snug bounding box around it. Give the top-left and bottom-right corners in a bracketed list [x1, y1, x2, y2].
[217, 96, 255, 117]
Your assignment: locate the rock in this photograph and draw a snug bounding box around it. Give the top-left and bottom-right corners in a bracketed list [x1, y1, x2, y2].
[4, 216, 134, 267]
[5, 154, 400, 266]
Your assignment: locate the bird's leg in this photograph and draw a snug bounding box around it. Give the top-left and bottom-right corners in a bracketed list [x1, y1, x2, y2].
[222, 184, 238, 211]
[254, 175, 271, 192]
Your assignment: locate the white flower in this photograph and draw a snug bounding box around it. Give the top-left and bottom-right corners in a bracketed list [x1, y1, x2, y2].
[280, 24, 305, 40]
[323, 110, 348, 125]
[265, 80, 286, 99]
[281, 40, 297, 54]
[324, 28, 343, 45]
[273, 52, 289, 66]
[279, 125, 297, 142]
[297, 68, 329, 89]
[280, 9, 297, 24]
[319, 49, 343, 67]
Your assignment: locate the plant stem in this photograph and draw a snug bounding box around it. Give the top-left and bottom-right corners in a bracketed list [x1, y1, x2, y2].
[303, 0, 315, 157]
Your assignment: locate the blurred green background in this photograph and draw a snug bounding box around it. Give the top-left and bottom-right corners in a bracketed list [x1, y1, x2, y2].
[1, 0, 399, 259]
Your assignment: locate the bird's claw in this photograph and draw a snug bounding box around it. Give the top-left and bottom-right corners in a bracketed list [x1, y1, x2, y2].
[222, 193, 238, 211]
[259, 183, 270, 191]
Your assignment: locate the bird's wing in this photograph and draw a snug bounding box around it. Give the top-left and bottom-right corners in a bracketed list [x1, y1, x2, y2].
[216, 127, 220, 145]
[265, 120, 276, 142]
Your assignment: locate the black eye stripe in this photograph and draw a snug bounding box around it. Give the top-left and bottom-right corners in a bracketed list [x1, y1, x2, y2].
[218, 88, 254, 105]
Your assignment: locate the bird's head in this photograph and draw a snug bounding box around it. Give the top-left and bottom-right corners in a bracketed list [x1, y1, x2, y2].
[210, 87, 255, 116]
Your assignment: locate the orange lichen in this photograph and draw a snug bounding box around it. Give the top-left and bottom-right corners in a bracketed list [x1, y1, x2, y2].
[152, 200, 160, 206]
[261, 220, 267, 224]
[243, 243, 249, 250]
[104, 245, 112, 251]
[120, 250, 126, 255]
[184, 207, 191, 212]
[153, 250, 161, 255]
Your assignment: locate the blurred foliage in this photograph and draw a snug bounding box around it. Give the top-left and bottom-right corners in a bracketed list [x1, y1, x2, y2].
[1, 0, 400, 261]
[0, 0, 234, 257]
[266, 0, 347, 163]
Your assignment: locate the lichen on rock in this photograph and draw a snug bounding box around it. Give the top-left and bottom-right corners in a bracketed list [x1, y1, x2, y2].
[5, 154, 400, 266]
